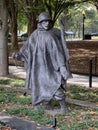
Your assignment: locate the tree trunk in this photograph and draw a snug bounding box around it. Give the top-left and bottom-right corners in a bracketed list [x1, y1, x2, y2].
[0, 0, 8, 76]
[7, 0, 18, 51]
[27, 13, 37, 36]
[11, 17, 18, 50]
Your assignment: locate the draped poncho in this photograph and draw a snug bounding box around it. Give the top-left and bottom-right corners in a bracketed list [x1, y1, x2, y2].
[18, 27, 71, 105]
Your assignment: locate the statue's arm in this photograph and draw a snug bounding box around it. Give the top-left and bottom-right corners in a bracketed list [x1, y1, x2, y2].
[60, 66, 69, 80]
[12, 38, 29, 62]
[12, 52, 23, 61]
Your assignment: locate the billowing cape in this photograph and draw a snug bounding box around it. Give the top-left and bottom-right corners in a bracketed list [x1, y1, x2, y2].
[19, 28, 71, 105]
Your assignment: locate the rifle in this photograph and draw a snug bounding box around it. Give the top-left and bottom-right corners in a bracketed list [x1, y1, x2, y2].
[58, 17, 72, 78]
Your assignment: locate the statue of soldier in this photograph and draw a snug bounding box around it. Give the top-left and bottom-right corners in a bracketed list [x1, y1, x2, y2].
[13, 12, 71, 114]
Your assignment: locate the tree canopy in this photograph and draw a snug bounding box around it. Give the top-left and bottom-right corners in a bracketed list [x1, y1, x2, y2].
[0, 0, 97, 50]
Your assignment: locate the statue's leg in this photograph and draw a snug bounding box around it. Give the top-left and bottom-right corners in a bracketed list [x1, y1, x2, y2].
[33, 101, 53, 110]
[33, 103, 42, 110]
[53, 87, 69, 113]
[42, 100, 53, 110]
[58, 99, 68, 113]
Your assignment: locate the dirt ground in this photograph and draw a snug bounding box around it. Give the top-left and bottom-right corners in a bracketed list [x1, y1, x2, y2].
[67, 39, 98, 76]
[9, 39, 98, 76]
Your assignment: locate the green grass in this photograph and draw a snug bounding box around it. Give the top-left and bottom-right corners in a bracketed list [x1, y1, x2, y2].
[0, 88, 31, 105]
[0, 78, 98, 102]
[0, 78, 25, 87]
[66, 85, 98, 102]
[0, 79, 98, 129]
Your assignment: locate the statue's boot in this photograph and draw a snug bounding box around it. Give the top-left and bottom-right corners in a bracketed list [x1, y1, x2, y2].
[34, 101, 53, 110]
[33, 104, 42, 110]
[43, 101, 53, 110]
[58, 100, 69, 114]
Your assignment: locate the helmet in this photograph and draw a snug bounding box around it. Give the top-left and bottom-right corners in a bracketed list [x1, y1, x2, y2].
[38, 12, 51, 23]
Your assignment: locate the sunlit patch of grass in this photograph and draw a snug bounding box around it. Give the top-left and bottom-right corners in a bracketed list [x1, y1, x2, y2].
[0, 88, 31, 105]
[66, 85, 98, 102]
[0, 78, 25, 87]
[0, 125, 7, 130]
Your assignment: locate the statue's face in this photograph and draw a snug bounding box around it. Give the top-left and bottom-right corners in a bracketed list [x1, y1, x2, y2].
[41, 20, 50, 30]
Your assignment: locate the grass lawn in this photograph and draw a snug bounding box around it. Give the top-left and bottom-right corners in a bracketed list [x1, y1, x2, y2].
[0, 77, 98, 130]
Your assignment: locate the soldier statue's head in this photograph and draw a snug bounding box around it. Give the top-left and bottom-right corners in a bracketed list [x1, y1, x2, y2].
[38, 12, 53, 30]
[38, 12, 51, 23]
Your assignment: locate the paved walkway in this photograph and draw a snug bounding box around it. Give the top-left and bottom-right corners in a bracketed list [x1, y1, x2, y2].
[67, 74, 98, 88]
[9, 66, 98, 88]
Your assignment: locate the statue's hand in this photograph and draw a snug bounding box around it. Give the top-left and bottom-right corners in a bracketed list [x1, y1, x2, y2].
[60, 66, 68, 80]
[12, 52, 16, 59]
[12, 52, 21, 60]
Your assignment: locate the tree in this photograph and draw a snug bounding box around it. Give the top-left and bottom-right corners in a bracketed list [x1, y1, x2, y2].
[7, 0, 18, 50]
[43, 0, 88, 25]
[18, 0, 88, 35]
[1, 0, 92, 51]
[17, 10, 28, 34]
[88, 0, 98, 10]
[94, 2, 98, 10]
[19, 0, 43, 35]
[0, 0, 8, 76]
